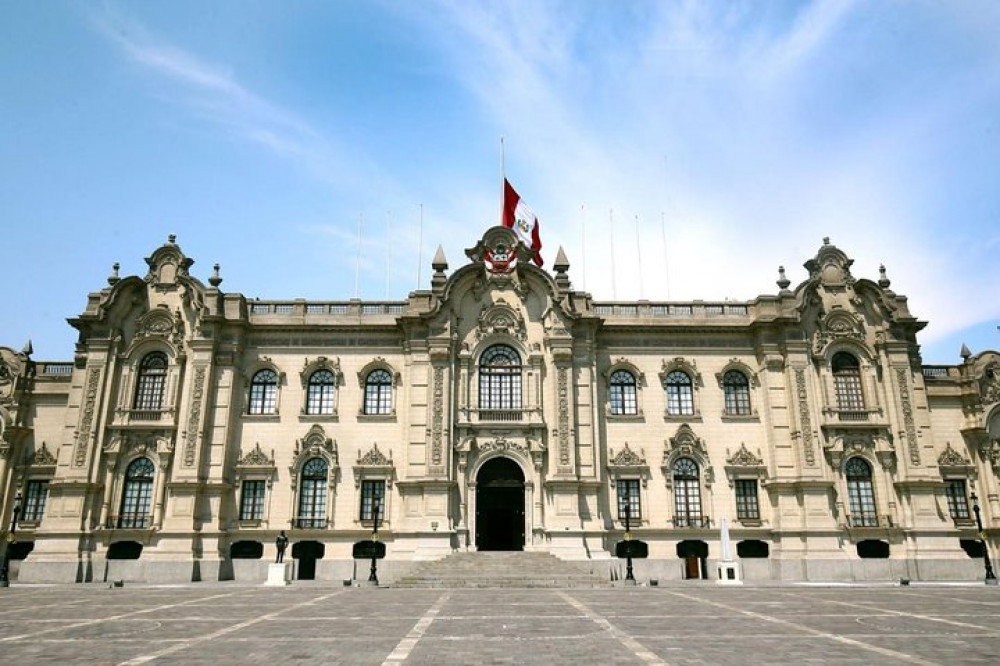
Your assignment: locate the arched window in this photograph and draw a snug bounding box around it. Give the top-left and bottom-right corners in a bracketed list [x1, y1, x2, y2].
[673, 457, 702, 527]
[134, 352, 168, 412]
[364, 369, 393, 415]
[832, 352, 865, 411]
[118, 457, 155, 528]
[479, 345, 522, 411]
[306, 369, 336, 415]
[296, 458, 328, 528]
[609, 370, 638, 416]
[846, 457, 877, 527]
[722, 370, 751, 416]
[249, 369, 278, 415]
[665, 371, 694, 416]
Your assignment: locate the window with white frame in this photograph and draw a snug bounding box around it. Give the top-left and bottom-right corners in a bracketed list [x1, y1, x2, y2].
[21, 480, 49, 522]
[249, 369, 278, 415]
[296, 457, 328, 528]
[617, 479, 641, 520]
[134, 351, 168, 411]
[239, 480, 266, 521]
[118, 457, 154, 528]
[306, 369, 336, 415]
[363, 369, 393, 415]
[723, 370, 751, 416]
[610, 370, 638, 416]
[845, 457, 877, 527]
[360, 479, 386, 522]
[672, 457, 703, 527]
[479, 345, 522, 410]
[665, 371, 694, 416]
[944, 479, 970, 520]
[734, 479, 759, 520]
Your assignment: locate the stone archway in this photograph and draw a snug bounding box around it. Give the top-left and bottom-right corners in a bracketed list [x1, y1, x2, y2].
[475, 457, 525, 551]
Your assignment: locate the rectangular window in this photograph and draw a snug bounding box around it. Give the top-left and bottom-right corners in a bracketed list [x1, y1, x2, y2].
[945, 480, 970, 520]
[22, 480, 49, 522]
[617, 479, 641, 521]
[240, 480, 266, 521]
[735, 479, 759, 520]
[360, 480, 385, 521]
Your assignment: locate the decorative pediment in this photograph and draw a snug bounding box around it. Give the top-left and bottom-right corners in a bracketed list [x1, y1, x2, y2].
[726, 443, 763, 468]
[804, 238, 855, 288]
[144, 234, 194, 286]
[937, 442, 975, 478]
[664, 424, 708, 460]
[610, 443, 646, 467]
[356, 357, 399, 388]
[476, 299, 527, 342]
[659, 357, 702, 386]
[237, 442, 274, 468]
[812, 310, 866, 357]
[27, 441, 57, 467]
[714, 359, 760, 389]
[288, 425, 338, 486]
[607, 443, 651, 487]
[353, 443, 395, 488]
[300, 356, 342, 387]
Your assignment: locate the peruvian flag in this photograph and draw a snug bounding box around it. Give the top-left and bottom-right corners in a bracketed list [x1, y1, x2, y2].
[502, 179, 543, 266]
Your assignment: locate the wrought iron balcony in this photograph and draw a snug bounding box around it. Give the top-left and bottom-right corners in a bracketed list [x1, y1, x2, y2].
[107, 513, 152, 529]
[672, 515, 711, 528]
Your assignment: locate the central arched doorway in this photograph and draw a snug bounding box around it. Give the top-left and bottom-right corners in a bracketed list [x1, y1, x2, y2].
[475, 457, 525, 551]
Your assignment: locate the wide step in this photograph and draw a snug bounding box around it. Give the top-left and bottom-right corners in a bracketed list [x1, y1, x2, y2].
[394, 552, 610, 588]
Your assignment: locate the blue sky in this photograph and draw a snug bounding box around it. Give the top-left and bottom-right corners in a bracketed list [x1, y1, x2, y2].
[2, 1, 999, 363]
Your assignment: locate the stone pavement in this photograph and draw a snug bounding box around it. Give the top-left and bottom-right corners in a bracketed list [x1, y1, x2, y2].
[1, 582, 999, 665]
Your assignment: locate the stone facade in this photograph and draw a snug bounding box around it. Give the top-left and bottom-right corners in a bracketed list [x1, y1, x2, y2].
[1, 230, 998, 583]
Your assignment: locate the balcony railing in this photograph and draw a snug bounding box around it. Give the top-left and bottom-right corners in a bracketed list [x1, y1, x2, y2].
[672, 515, 712, 528]
[128, 409, 167, 422]
[107, 513, 153, 529]
[463, 407, 542, 424]
[293, 517, 328, 529]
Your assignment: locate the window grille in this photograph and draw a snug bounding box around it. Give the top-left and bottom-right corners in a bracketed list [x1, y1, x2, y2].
[723, 370, 751, 415]
[134, 352, 167, 411]
[249, 369, 278, 415]
[735, 479, 759, 520]
[297, 458, 328, 528]
[360, 479, 385, 521]
[364, 369, 393, 415]
[239, 480, 266, 521]
[846, 457, 877, 527]
[22, 480, 49, 522]
[617, 479, 641, 520]
[672, 457, 702, 526]
[119, 458, 154, 528]
[832, 352, 865, 411]
[306, 369, 336, 415]
[665, 371, 694, 415]
[945, 479, 970, 520]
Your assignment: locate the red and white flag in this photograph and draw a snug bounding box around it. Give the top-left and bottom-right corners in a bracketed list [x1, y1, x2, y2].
[502, 178, 543, 267]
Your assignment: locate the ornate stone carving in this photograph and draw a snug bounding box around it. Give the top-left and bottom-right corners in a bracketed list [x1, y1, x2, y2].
[74, 367, 101, 467]
[896, 367, 921, 465]
[557, 366, 570, 467]
[28, 442, 57, 466]
[609, 443, 646, 467]
[183, 366, 207, 467]
[430, 366, 444, 468]
[359, 443, 392, 466]
[979, 360, 1000, 404]
[239, 442, 273, 467]
[811, 311, 865, 357]
[726, 443, 763, 467]
[353, 443, 395, 488]
[479, 436, 529, 457]
[134, 307, 183, 346]
[475, 299, 527, 342]
[794, 368, 816, 466]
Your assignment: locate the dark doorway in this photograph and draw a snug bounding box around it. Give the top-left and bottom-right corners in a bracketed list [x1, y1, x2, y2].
[292, 540, 325, 580]
[476, 457, 525, 551]
[677, 540, 708, 579]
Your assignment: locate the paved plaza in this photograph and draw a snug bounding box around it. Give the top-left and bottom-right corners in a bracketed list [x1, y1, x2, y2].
[1, 582, 999, 665]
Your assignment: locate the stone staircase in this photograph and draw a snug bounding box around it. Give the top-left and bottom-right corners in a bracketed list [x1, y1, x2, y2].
[393, 551, 611, 588]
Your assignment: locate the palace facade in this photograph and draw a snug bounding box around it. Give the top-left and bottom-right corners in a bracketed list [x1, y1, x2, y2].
[2, 228, 999, 584]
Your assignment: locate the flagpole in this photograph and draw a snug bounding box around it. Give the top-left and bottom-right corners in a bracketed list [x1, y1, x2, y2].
[635, 214, 644, 300]
[609, 208, 617, 300]
[661, 209, 671, 300]
[416, 203, 424, 290]
[385, 210, 392, 299]
[500, 136, 506, 225]
[580, 204, 587, 292]
[354, 213, 362, 300]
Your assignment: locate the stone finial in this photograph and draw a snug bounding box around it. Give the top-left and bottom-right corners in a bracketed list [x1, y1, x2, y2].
[167, 234, 177, 244]
[432, 245, 448, 272]
[22, 339, 33, 357]
[823, 237, 830, 245]
[776, 266, 790, 291]
[960, 343, 972, 361]
[878, 264, 891, 289]
[554, 246, 570, 273]
[209, 263, 223, 287]
[107, 262, 120, 286]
